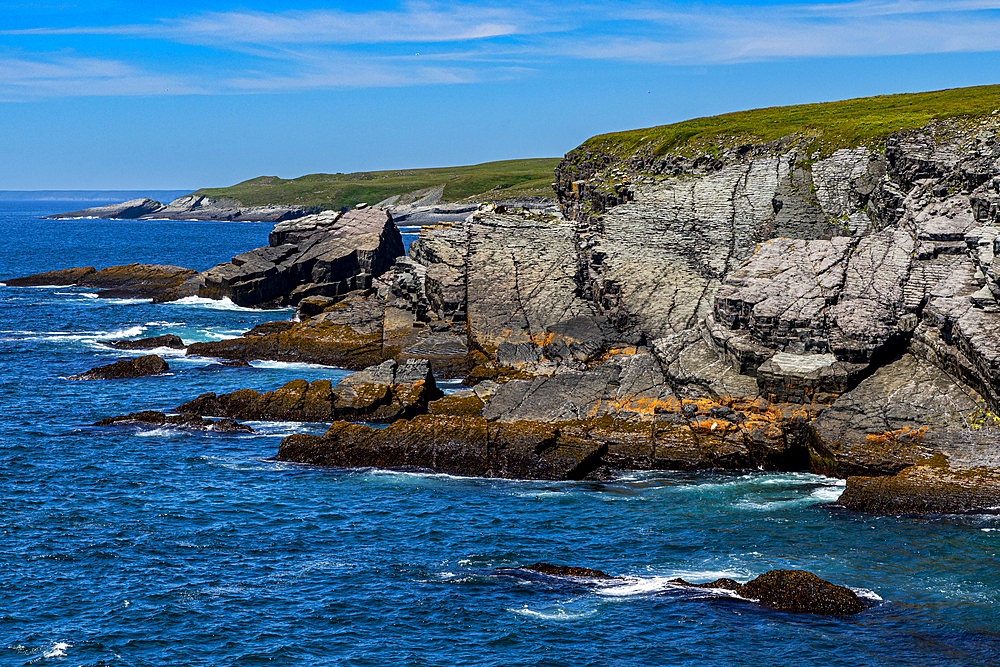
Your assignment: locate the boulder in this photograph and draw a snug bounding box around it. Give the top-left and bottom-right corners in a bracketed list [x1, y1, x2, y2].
[670, 569, 864, 614]
[737, 569, 865, 615]
[70, 355, 169, 380]
[107, 334, 185, 350]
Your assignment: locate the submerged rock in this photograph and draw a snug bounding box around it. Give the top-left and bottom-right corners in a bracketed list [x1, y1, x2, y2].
[70, 355, 169, 380]
[95, 410, 254, 433]
[508, 563, 620, 579]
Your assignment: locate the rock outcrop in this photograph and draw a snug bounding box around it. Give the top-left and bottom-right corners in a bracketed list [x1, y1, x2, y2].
[107, 334, 185, 350]
[70, 355, 169, 380]
[177, 359, 441, 423]
[47, 195, 316, 222]
[4, 264, 196, 299]
[190, 207, 403, 308]
[668, 569, 864, 614]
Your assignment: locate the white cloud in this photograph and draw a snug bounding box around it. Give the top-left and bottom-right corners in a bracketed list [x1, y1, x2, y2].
[3, 1, 1000, 97]
[0, 52, 201, 100]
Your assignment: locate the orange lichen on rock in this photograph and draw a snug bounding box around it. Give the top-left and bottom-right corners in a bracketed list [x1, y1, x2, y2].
[865, 427, 929, 444]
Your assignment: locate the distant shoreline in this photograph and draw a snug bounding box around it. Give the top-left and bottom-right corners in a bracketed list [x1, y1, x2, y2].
[0, 190, 192, 202]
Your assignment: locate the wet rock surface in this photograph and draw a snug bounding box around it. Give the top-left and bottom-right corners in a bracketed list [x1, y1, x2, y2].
[669, 569, 864, 614]
[95, 410, 254, 433]
[107, 334, 185, 350]
[70, 354, 169, 380]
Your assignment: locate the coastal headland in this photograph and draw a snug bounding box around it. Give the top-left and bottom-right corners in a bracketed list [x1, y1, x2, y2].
[11, 85, 1000, 516]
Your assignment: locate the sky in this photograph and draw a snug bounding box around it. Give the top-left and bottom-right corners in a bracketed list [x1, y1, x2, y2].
[2, 0, 1000, 190]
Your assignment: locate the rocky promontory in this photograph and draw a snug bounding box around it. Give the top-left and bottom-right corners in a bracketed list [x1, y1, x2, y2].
[31, 89, 1000, 513]
[46, 195, 316, 222]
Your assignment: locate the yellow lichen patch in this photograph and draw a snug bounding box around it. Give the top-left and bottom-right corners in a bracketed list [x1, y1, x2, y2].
[865, 427, 929, 444]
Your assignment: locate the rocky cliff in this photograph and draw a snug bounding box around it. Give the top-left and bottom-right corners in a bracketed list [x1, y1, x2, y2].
[69, 89, 1000, 511]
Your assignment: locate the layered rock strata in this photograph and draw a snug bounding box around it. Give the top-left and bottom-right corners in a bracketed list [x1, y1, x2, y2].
[192, 207, 404, 308]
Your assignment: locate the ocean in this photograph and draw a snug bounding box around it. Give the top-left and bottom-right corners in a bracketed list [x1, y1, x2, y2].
[1, 201, 998, 666]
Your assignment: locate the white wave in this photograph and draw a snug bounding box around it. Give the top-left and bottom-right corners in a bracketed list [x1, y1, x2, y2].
[98, 325, 146, 339]
[509, 606, 597, 621]
[101, 298, 154, 305]
[170, 295, 290, 312]
[244, 421, 329, 437]
[134, 428, 181, 438]
[43, 642, 71, 658]
[250, 360, 340, 370]
[982, 528, 998, 532]
[196, 328, 248, 340]
[54, 291, 98, 298]
[147, 320, 184, 326]
[852, 587, 883, 602]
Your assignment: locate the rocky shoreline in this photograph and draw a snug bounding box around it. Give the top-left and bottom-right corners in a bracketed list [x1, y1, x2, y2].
[9, 115, 1000, 515]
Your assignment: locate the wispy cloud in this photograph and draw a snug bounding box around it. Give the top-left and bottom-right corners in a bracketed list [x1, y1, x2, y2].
[3, 1, 1000, 98]
[1, 2, 545, 44]
[0, 52, 201, 100]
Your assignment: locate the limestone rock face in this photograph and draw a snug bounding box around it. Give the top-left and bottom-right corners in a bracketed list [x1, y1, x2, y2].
[70, 355, 169, 380]
[197, 208, 404, 308]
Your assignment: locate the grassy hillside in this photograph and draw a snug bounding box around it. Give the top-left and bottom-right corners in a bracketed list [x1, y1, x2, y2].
[194, 158, 560, 210]
[579, 84, 1000, 159]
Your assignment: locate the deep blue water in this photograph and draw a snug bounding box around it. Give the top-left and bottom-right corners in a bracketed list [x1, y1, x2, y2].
[2, 202, 999, 666]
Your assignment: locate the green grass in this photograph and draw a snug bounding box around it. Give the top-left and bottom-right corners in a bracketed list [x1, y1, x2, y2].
[193, 158, 560, 209]
[577, 84, 1000, 160]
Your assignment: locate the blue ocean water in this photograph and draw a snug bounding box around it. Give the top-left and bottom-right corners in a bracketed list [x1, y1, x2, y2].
[1, 201, 999, 666]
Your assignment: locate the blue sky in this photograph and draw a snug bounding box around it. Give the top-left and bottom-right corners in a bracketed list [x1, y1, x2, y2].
[3, 0, 1000, 189]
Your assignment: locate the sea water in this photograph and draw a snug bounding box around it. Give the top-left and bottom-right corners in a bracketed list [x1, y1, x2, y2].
[1, 202, 999, 666]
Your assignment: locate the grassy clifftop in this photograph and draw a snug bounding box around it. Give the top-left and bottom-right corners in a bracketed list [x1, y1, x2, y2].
[193, 158, 560, 210]
[577, 84, 1000, 160]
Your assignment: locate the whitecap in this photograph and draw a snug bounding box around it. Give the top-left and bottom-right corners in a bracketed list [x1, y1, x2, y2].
[170, 295, 291, 312]
[852, 587, 884, 602]
[509, 606, 598, 621]
[97, 325, 147, 339]
[42, 642, 71, 658]
[101, 298, 154, 305]
[250, 360, 341, 370]
[134, 428, 182, 438]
